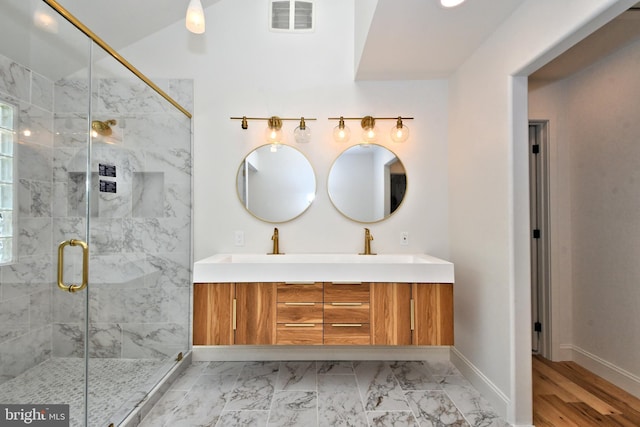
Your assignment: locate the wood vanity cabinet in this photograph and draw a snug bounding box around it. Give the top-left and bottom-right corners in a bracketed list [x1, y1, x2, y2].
[276, 282, 323, 345]
[323, 282, 371, 345]
[194, 281, 452, 346]
[193, 282, 276, 345]
[370, 283, 453, 346]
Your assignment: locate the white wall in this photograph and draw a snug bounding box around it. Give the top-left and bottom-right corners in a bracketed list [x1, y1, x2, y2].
[448, 0, 635, 424]
[119, 0, 450, 261]
[531, 37, 640, 396]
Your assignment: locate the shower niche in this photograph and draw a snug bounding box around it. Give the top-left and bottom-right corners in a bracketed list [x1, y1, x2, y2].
[67, 170, 165, 218]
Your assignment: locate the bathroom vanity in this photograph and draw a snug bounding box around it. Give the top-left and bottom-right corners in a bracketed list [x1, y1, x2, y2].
[193, 254, 454, 347]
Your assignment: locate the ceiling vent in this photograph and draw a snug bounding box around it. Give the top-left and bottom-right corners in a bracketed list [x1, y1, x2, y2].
[269, 1, 314, 32]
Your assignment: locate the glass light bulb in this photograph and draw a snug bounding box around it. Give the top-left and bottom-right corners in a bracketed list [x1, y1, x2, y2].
[332, 123, 350, 143]
[390, 123, 410, 143]
[265, 127, 283, 144]
[362, 126, 378, 143]
[294, 125, 312, 143]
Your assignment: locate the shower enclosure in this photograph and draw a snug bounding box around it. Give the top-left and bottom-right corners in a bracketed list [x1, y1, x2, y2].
[0, 1, 192, 426]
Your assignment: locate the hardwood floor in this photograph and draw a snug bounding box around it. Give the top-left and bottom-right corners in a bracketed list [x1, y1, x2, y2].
[533, 355, 640, 426]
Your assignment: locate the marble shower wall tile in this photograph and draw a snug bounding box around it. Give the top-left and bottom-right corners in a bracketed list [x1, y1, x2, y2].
[54, 78, 92, 114]
[168, 79, 194, 113]
[97, 78, 174, 114]
[31, 72, 54, 112]
[19, 102, 53, 147]
[0, 55, 30, 101]
[18, 179, 52, 217]
[0, 326, 51, 383]
[122, 323, 188, 359]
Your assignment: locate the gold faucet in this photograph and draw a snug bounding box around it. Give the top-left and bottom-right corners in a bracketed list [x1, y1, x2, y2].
[269, 227, 282, 255]
[360, 228, 376, 255]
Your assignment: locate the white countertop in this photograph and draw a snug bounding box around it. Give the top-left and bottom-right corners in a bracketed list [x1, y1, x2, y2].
[193, 253, 454, 283]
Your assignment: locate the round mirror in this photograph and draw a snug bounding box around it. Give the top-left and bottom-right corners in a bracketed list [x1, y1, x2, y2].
[328, 144, 407, 223]
[236, 144, 316, 223]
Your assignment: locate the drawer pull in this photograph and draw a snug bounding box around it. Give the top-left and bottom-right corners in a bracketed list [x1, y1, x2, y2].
[330, 302, 362, 306]
[284, 302, 316, 306]
[284, 323, 316, 327]
[331, 282, 361, 285]
[331, 323, 362, 327]
[284, 282, 316, 285]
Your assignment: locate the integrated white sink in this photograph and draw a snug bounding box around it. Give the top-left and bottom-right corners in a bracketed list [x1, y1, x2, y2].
[193, 253, 454, 283]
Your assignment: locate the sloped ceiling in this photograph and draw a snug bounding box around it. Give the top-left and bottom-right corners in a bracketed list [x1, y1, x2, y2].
[1, 1, 638, 83]
[355, 0, 527, 80]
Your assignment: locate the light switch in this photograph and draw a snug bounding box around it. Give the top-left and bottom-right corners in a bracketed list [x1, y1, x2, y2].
[234, 230, 245, 246]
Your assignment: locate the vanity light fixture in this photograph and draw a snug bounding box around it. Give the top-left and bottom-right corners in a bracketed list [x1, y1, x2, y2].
[186, 0, 206, 34]
[328, 116, 414, 143]
[231, 115, 317, 144]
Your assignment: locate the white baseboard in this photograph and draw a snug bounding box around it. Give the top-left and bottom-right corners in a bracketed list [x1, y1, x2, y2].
[450, 347, 510, 421]
[193, 345, 451, 362]
[568, 345, 640, 399]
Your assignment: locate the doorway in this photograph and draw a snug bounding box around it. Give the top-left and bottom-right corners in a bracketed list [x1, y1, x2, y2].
[529, 120, 551, 358]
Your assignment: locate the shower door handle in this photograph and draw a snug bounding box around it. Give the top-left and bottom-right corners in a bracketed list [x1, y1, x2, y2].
[57, 239, 89, 293]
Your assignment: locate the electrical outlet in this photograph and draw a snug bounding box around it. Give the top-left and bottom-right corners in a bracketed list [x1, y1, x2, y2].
[400, 231, 409, 246]
[234, 230, 245, 246]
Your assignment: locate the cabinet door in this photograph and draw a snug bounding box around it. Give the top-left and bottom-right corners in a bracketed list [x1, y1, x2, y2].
[235, 282, 277, 345]
[413, 283, 454, 345]
[370, 283, 412, 345]
[193, 283, 234, 345]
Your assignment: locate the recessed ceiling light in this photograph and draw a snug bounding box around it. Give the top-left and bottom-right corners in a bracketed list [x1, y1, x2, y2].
[440, 0, 466, 8]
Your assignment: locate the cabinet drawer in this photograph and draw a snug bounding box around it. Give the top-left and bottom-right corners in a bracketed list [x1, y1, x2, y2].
[277, 283, 323, 302]
[324, 282, 369, 302]
[324, 323, 370, 345]
[277, 323, 323, 345]
[277, 302, 323, 323]
[324, 303, 370, 323]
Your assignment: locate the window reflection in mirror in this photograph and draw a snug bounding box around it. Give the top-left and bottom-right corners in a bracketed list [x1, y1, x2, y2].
[236, 144, 316, 223]
[328, 143, 406, 223]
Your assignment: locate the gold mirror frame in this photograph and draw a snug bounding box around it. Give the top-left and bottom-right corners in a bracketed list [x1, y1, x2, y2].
[236, 144, 317, 223]
[327, 143, 407, 223]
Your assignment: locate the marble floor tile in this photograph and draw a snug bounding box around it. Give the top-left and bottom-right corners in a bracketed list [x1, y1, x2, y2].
[165, 374, 237, 427]
[317, 374, 368, 427]
[390, 360, 440, 391]
[268, 391, 317, 426]
[136, 359, 511, 427]
[216, 410, 269, 427]
[276, 361, 317, 391]
[367, 411, 420, 426]
[204, 360, 246, 377]
[224, 362, 280, 411]
[354, 361, 411, 411]
[169, 361, 209, 391]
[316, 361, 354, 375]
[443, 384, 510, 427]
[138, 390, 187, 427]
[405, 390, 470, 427]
